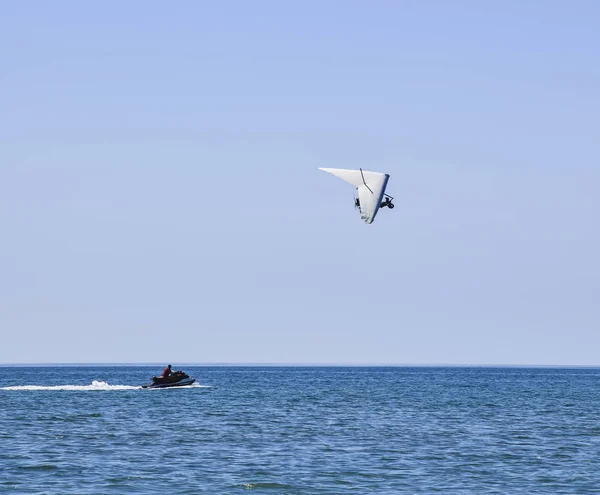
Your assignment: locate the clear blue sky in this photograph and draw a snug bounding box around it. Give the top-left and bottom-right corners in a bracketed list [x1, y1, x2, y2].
[1, 1, 598, 365]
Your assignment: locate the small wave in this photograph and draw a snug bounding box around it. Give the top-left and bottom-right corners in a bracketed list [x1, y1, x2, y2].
[0, 381, 139, 391]
[17, 464, 58, 471]
[235, 482, 293, 490]
[182, 382, 212, 389]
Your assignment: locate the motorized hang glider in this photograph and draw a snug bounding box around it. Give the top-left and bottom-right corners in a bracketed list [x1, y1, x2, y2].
[318, 168, 394, 224]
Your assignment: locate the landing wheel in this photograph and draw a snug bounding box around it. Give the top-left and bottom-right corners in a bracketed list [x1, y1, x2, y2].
[388, 203, 394, 209]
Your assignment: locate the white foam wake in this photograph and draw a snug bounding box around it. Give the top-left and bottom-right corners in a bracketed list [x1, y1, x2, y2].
[0, 380, 139, 391]
[144, 382, 210, 390]
[1, 381, 211, 391]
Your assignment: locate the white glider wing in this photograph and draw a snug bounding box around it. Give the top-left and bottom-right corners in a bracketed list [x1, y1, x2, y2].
[319, 167, 391, 224]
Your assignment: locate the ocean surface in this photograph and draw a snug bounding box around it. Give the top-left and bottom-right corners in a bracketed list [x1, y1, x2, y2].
[1, 366, 600, 494]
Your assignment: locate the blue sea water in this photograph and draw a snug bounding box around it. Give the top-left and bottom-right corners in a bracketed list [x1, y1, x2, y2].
[1, 366, 600, 494]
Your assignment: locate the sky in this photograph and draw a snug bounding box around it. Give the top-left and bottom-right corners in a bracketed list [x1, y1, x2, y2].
[1, 1, 599, 365]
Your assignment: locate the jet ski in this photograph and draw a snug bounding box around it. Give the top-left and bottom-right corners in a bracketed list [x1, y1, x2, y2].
[142, 370, 196, 389]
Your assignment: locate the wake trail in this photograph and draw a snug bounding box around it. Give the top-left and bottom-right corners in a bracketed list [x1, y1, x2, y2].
[0, 381, 211, 391]
[0, 381, 139, 391]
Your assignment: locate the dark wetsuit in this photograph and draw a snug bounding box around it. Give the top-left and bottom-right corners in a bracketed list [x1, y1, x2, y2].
[162, 367, 171, 378]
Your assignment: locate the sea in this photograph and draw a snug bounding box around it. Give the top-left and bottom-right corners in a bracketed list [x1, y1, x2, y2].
[1, 366, 600, 494]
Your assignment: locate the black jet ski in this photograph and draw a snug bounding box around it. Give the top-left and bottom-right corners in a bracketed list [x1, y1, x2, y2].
[142, 370, 196, 389]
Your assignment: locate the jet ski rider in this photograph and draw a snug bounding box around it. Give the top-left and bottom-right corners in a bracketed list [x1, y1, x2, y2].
[162, 364, 173, 378]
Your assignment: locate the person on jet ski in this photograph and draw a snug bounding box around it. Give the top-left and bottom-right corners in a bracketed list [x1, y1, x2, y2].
[162, 364, 173, 378]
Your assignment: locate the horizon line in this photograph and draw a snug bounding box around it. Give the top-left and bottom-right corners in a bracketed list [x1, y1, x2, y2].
[1, 361, 600, 368]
